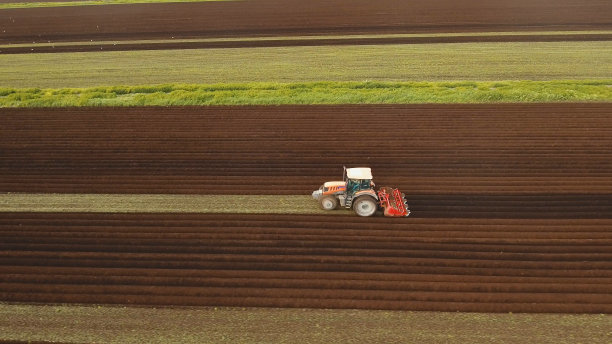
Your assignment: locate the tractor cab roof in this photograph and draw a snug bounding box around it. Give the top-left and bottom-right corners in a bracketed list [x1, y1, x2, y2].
[346, 167, 372, 180]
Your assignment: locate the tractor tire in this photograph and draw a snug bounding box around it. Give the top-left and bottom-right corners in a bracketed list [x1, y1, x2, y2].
[320, 196, 338, 211]
[353, 196, 377, 217]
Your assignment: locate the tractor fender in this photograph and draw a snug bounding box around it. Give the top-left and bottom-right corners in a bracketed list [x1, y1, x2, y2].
[353, 189, 378, 200]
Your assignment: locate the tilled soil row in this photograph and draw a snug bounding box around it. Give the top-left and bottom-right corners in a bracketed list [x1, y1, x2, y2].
[2, 0, 611, 44]
[2, 104, 612, 192]
[1, 213, 611, 313]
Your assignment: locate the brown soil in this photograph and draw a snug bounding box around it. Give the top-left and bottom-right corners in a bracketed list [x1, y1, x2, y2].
[0, 213, 610, 313]
[1, 104, 612, 312]
[2, 104, 611, 217]
[1, 0, 611, 44]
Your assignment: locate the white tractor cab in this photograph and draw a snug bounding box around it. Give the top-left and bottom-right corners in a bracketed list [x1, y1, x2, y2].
[312, 167, 410, 217]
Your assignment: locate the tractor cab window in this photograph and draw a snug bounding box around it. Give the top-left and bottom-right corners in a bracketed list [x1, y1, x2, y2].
[347, 178, 372, 195]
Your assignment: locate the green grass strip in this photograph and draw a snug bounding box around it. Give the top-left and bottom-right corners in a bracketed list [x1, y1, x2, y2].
[1, 80, 611, 107]
[0, 0, 235, 10]
[0, 193, 350, 215]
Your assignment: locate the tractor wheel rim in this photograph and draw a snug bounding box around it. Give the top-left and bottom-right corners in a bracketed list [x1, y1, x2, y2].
[356, 200, 375, 216]
[322, 199, 334, 209]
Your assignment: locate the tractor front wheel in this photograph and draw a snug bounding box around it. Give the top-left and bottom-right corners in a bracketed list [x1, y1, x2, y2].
[320, 196, 338, 211]
[353, 196, 377, 217]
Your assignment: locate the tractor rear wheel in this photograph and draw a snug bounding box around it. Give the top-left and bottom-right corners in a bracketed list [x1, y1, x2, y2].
[353, 196, 377, 217]
[320, 196, 338, 210]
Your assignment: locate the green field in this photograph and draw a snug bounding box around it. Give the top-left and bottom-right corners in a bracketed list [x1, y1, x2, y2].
[0, 0, 233, 10]
[0, 193, 346, 215]
[1, 40, 611, 106]
[2, 42, 611, 88]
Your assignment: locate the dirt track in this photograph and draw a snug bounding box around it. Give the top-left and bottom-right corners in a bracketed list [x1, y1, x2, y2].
[4, 33, 612, 54]
[2, 0, 612, 44]
[1, 213, 611, 313]
[1, 104, 611, 312]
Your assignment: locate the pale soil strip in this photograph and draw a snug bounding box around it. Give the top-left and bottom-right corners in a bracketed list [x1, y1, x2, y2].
[2, 30, 611, 48]
[0, 193, 348, 214]
[0, 0, 233, 10]
[0, 303, 610, 344]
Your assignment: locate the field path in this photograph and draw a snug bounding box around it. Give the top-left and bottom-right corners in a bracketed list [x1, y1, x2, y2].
[3, 32, 611, 54]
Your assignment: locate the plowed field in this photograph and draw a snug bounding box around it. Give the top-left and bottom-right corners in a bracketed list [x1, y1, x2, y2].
[1, 104, 612, 312]
[3, 104, 612, 196]
[2, 0, 611, 44]
[1, 213, 611, 313]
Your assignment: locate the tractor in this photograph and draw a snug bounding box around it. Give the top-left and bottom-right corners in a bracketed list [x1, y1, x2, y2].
[311, 167, 410, 217]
